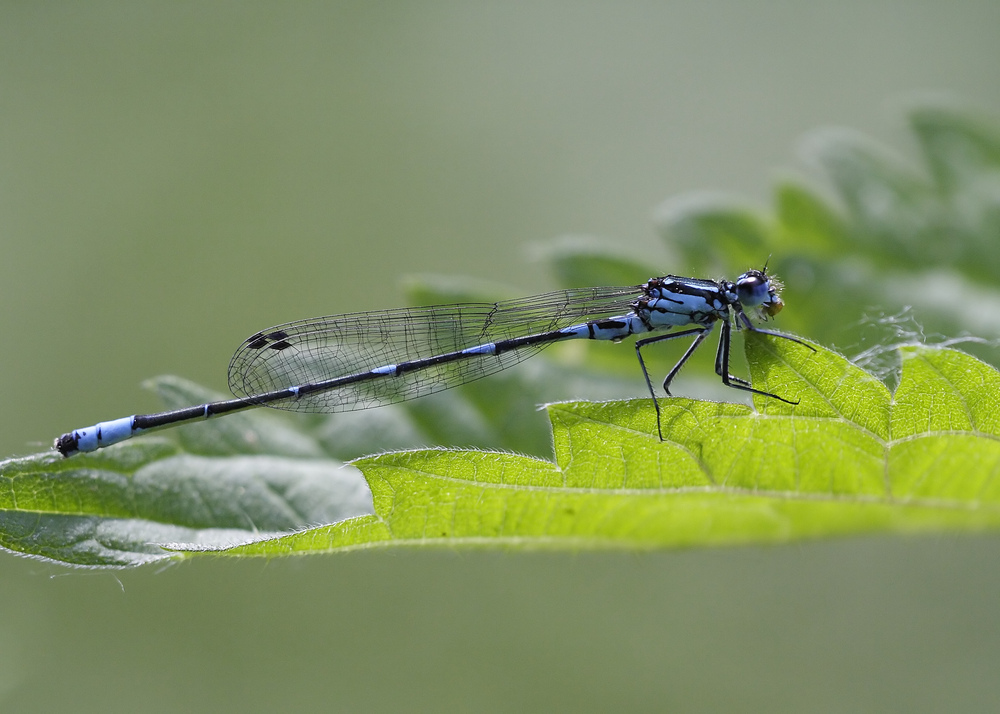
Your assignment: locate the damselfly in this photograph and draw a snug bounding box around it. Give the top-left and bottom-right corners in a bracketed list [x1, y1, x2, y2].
[54, 268, 812, 457]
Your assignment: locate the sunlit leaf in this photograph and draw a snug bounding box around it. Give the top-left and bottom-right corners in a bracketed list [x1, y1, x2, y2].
[214, 342, 1000, 558]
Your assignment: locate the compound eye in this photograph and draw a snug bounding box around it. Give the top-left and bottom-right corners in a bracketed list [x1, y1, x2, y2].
[736, 272, 769, 306]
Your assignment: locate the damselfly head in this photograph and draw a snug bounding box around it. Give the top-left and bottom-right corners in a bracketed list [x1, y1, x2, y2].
[736, 269, 784, 319]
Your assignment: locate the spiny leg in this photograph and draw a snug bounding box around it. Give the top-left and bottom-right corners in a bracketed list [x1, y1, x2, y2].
[634, 327, 709, 440]
[714, 318, 751, 387]
[716, 317, 799, 405]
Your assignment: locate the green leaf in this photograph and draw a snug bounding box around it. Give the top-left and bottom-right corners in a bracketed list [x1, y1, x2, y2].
[908, 102, 1000, 191]
[773, 176, 849, 255]
[0, 443, 373, 567]
[209, 340, 1000, 559]
[797, 127, 959, 270]
[400, 273, 519, 307]
[531, 234, 661, 289]
[652, 192, 772, 276]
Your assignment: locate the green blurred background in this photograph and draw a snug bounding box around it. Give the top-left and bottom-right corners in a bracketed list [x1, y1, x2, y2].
[3, 2, 1000, 711]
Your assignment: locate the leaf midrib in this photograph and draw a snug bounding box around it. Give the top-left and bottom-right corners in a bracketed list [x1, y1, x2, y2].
[374, 463, 1000, 512]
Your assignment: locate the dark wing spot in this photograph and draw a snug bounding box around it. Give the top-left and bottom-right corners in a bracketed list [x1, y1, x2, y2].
[246, 330, 294, 350]
[246, 333, 268, 349]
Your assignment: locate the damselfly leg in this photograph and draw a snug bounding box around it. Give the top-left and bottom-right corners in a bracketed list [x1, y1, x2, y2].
[637, 315, 812, 440]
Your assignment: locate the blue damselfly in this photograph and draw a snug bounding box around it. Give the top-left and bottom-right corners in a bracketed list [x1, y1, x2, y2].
[55, 269, 811, 457]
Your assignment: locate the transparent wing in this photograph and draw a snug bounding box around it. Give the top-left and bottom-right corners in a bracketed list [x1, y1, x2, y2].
[228, 285, 643, 412]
